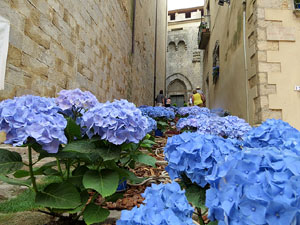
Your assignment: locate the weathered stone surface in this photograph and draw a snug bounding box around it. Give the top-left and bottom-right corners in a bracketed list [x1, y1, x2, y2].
[266, 26, 296, 41]
[167, 9, 204, 106]
[257, 40, 279, 51]
[258, 62, 281, 73]
[0, 212, 51, 225]
[0, 0, 167, 105]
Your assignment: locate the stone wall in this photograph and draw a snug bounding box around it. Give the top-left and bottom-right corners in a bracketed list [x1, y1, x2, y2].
[254, 0, 300, 129]
[202, 0, 251, 119]
[0, 0, 167, 106]
[202, 0, 300, 129]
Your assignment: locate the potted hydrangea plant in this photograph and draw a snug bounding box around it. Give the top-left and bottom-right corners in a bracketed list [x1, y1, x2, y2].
[138, 106, 175, 137]
[0, 89, 157, 224]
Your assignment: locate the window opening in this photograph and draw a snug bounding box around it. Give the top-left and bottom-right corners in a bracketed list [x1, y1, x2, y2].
[170, 13, 175, 20]
[212, 41, 220, 84]
[185, 12, 191, 18]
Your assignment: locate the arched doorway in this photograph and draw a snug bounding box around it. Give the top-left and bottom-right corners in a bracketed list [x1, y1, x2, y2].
[166, 73, 193, 107]
[167, 79, 187, 107]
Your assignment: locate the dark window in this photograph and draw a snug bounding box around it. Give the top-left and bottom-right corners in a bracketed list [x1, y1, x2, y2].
[170, 13, 175, 20]
[167, 42, 176, 52]
[185, 12, 191, 18]
[178, 40, 186, 51]
[212, 41, 220, 84]
[295, 0, 300, 9]
[213, 42, 220, 67]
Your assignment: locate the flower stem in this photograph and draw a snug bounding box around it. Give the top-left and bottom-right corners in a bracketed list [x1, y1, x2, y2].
[56, 159, 64, 181]
[75, 193, 99, 220]
[66, 160, 71, 179]
[28, 146, 38, 192]
[197, 208, 205, 225]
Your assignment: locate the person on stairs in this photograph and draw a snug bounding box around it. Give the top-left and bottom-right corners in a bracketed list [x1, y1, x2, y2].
[192, 90, 203, 107]
[155, 90, 165, 107]
[165, 97, 171, 107]
[196, 86, 206, 107]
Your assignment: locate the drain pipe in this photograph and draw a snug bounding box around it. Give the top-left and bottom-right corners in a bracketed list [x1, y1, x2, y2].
[164, 0, 168, 96]
[131, 0, 136, 54]
[243, 0, 250, 122]
[153, 0, 158, 106]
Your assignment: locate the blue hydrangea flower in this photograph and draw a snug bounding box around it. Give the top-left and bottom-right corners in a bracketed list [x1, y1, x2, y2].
[177, 106, 211, 116]
[56, 88, 98, 112]
[196, 116, 251, 139]
[170, 106, 179, 114]
[206, 147, 300, 225]
[145, 116, 157, 134]
[221, 116, 252, 139]
[81, 100, 149, 145]
[176, 114, 251, 139]
[0, 95, 67, 153]
[242, 119, 300, 154]
[138, 106, 175, 120]
[164, 106, 177, 115]
[117, 182, 195, 225]
[164, 132, 238, 187]
[176, 114, 210, 131]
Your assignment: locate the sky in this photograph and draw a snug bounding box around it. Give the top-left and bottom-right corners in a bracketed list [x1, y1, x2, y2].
[168, 0, 204, 11]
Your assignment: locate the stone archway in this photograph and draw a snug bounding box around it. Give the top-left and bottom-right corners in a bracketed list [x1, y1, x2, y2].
[166, 73, 192, 107]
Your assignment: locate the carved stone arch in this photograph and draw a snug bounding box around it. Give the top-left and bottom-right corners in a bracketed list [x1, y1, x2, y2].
[167, 41, 176, 52]
[168, 79, 186, 93]
[177, 40, 187, 51]
[166, 73, 193, 93]
[166, 74, 192, 107]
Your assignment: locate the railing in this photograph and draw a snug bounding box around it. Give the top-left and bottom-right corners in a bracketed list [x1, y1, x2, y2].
[201, 15, 210, 30]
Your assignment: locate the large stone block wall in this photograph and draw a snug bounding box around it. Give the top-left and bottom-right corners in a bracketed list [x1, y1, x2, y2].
[155, 0, 168, 97]
[203, 0, 300, 129]
[254, 0, 300, 129]
[0, 0, 167, 106]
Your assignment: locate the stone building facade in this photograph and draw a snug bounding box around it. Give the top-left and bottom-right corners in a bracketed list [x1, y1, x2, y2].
[167, 7, 204, 107]
[0, 0, 167, 106]
[200, 0, 300, 129]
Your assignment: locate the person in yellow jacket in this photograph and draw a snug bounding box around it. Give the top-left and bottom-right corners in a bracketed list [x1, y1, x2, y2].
[192, 90, 203, 107]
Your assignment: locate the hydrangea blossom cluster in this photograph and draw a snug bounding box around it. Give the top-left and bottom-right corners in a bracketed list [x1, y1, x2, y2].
[242, 119, 300, 154]
[56, 88, 98, 112]
[165, 106, 178, 114]
[176, 114, 251, 139]
[206, 147, 300, 225]
[177, 106, 211, 116]
[176, 114, 211, 131]
[145, 116, 157, 134]
[221, 116, 252, 139]
[81, 99, 149, 145]
[196, 116, 251, 139]
[0, 95, 67, 153]
[117, 182, 194, 225]
[138, 106, 175, 120]
[170, 106, 179, 114]
[164, 132, 238, 187]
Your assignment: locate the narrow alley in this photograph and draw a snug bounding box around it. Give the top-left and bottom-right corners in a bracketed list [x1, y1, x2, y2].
[0, 0, 299, 225]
